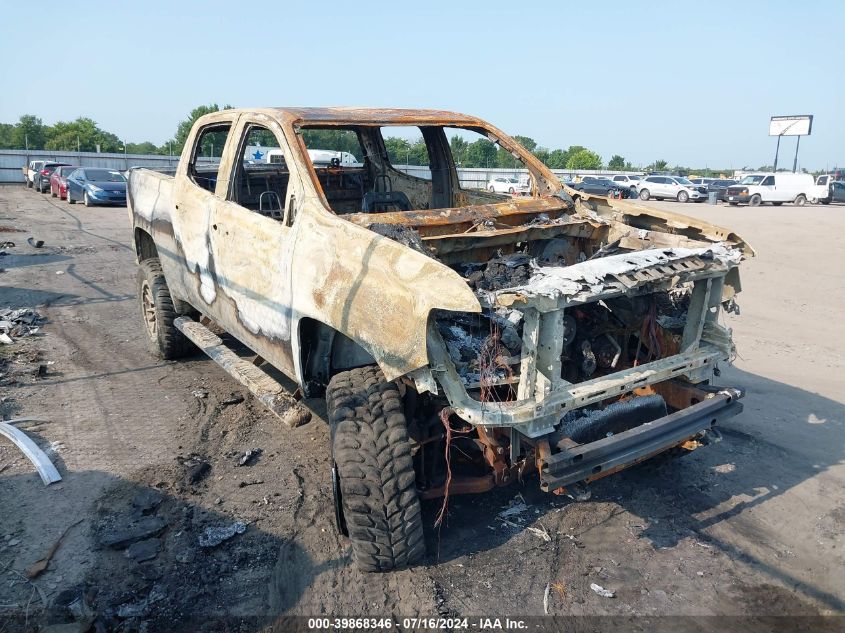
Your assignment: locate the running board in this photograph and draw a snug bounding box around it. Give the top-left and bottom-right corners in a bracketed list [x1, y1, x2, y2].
[174, 317, 311, 428]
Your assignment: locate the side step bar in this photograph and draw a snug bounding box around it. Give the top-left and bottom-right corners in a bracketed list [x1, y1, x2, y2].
[174, 317, 311, 428]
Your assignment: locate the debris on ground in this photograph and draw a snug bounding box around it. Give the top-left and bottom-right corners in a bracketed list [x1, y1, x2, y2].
[0, 307, 45, 341]
[590, 582, 616, 598]
[543, 582, 550, 614]
[221, 393, 245, 406]
[238, 479, 264, 488]
[131, 489, 164, 514]
[124, 537, 162, 563]
[198, 521, 246, 548]
[97, 516, 167, 549]
[498, 494, 529, 519]
[0, 418, 62, 485]
[178, 455, 211, 485]
[236, 448, 261, 466]
[191, 389, 208, 398]
[526, 524, 552, 542]
[27, 237, 45, 248]
[26, 519, 84, 579]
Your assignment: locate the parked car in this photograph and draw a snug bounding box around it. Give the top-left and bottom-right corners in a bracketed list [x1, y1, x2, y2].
[49, 165, 79, 200]
[611, 174, 640, 188]
[725, 173, 815, 207]
[23, 160, 46, 188]
[707, 179, 738, 202]
[688, 177, 716, 187]
[571, 177, 633, 198]
[487, 176, 526, 194]
[33, 162, 72, 193]
[821, 180, 845, 204]
[636, 175, 706, 202]
[66, 168, 128, 206]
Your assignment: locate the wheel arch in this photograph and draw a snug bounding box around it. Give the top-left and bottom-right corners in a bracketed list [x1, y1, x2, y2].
[134, 227, 158, 263]
[294, 317, 377, 396]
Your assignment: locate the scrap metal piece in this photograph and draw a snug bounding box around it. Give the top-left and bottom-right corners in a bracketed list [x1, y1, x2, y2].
[0, 420, 62, 485]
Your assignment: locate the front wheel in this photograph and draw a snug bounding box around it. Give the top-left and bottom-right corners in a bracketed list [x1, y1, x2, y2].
[508, 187, 515, 194]
[137, 257, 194, 359]
[67, 189, 75, 204]
[638, 189, 650, 201]
[488, 186, 495, 193]
[677, 190, 689, 203]
[83, 192, 92, 207]
[327, 366, 425, 572]
[26, 179, 33, 189]
[794, 194, 807, 207]
[749, 194, 762, 207]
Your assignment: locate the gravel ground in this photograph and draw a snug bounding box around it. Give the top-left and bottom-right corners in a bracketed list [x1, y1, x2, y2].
[0, 186, 843, 631]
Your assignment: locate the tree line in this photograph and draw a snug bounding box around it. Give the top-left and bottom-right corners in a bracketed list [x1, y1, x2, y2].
[0, 104, 742, 175]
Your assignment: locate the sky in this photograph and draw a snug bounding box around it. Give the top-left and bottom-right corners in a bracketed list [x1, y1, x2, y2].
[1, 0, 843, 170]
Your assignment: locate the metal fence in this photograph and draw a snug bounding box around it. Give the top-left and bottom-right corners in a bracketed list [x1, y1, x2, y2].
[0, 149, 180, 183]
[1, 148, 639, 187]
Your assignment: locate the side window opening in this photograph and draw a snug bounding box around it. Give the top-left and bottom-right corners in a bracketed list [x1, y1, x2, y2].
[190, 123, 232, 193]
[300, 128, 369, 214]
[761, 176, 774, 186]
[229, 124, 289, 219]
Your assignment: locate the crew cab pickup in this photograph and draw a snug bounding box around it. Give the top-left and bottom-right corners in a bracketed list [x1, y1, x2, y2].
[128, 107, 752, 572]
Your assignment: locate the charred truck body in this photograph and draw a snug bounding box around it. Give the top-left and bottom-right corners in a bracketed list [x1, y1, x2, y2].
[128, 108, 752, 572]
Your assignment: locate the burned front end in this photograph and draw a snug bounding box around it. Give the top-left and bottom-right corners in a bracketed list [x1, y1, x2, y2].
[367, 198, 750, 499]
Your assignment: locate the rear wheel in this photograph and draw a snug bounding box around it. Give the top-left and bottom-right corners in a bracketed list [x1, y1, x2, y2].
[327, 366, 425, 572]
[794, 194, 807, 207]
[749, 194, 762, 207]
[51, 187, 57, 198]
[638, 188, 650, 201]
[677, 190, 689, 203]
[488, 186, 495, 192]
[137, 257, 194, 360]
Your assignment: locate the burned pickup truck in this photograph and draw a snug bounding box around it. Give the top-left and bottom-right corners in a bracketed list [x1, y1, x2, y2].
[128, 107, 752, 572]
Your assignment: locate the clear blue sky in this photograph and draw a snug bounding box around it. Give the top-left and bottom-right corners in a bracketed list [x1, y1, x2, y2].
[1, 0, 842, 170]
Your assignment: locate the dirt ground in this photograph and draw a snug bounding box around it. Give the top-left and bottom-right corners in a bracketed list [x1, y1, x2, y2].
[0, 185, 843, 631]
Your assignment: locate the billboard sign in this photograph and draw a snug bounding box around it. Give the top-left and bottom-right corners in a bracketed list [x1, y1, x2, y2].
[769, 115, 813, 136]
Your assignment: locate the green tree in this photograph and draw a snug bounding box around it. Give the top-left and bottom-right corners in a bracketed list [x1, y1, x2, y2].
[449, 135, 468, 166]
[512, 135, 537, 153]
[566, 149, 602, 170]
[12, 115, 47, 149]
[545, 148, 570, 169]
[170, 104, 233, 155]
[464, 138, 498, 168]
[125, 141, 160, 154]
[44, 117, 121, 152]
[647, 159, 669, 172]
[607, 154, 626, 171]
[0, 123, 14, 149]
[384, 136, 411, 164]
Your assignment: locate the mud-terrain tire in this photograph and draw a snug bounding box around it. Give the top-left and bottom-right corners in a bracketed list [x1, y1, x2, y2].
[137, 257, 193, 360]
[639, 188, 650, 201]
[327, 366, 425, 572]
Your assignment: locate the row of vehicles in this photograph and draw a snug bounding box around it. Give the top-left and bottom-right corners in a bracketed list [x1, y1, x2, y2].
[23, 160, 128, 206]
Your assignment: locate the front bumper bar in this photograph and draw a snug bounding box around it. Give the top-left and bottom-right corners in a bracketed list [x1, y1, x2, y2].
[539, 389, 743, 491]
